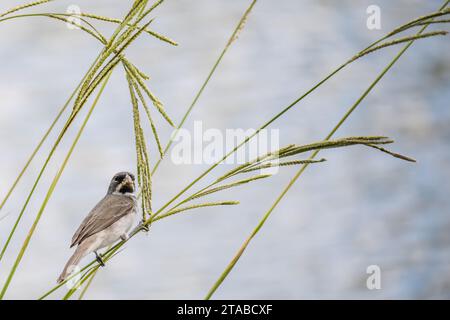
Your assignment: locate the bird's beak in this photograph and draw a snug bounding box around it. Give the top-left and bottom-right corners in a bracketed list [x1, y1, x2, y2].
[122, 175, 134, 190]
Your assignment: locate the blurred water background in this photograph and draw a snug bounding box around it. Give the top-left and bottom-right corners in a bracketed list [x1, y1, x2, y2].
[0, 0, 449, 299]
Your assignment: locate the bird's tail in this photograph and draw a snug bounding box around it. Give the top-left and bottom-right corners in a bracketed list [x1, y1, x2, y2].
[57, 245, 87, 284]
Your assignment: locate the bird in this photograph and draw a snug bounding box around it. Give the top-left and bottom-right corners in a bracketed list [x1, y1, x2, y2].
[57, 171, 137, 283]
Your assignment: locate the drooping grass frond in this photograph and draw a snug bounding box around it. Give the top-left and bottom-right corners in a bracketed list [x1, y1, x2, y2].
[46, 14, 107, 43]
[69, 17, 158, 130]
[228, 137, 412, 179]
[277, 137, 392, 157]
[0, 12, 155, 86]
[351, 31, 448, 62]
[173, 136, 413, 210]
[125, 60, 151, 80]
[127, 75, 153, 220]
[79, 13, 177, 46]
[152, 201, 240, 222]
[239, 159, 327, 173]
[188, 174, 272, 201]
[365, 144, 416, 162]
[126, 64, 174, 127]
[212, 144, 297, 183]
[386, 8, 450, 37]
[125, 69, 164, 158]
[74, 1, 151, 108]
[412, 19, 450, 27]
[0, 0, 53, 18]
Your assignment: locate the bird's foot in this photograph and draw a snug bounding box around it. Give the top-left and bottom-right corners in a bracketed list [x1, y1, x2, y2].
[120, 233, 129, 241]
[95, 252, 105, 267]
[139, 220, 150, 233]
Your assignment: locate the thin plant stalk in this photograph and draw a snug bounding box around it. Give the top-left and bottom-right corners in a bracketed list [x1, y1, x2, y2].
[64, 266, 100, 300]
[78, 270, 97, 300]
[204, 0, 449, 299]
[78, 269, 98, 300]
[38, 261, 97, 300]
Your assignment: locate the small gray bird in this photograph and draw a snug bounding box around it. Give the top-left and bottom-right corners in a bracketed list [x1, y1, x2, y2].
[57, 172, 137, 283]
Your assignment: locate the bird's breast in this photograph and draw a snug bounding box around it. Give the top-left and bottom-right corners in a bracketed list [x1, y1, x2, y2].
[96, 211, 136, 249]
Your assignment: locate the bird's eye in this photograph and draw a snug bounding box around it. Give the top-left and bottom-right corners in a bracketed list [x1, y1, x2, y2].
[114, 176, 121, 182]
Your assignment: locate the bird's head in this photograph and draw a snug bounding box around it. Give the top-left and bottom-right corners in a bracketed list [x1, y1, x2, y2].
[108, 172, 136, 195]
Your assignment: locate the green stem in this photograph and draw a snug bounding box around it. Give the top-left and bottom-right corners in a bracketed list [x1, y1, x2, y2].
[38, 262, 97, 300]
[63, 266, 99, 300]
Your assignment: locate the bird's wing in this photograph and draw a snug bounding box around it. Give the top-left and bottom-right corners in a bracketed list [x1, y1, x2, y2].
[70, 194, 135, 247]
